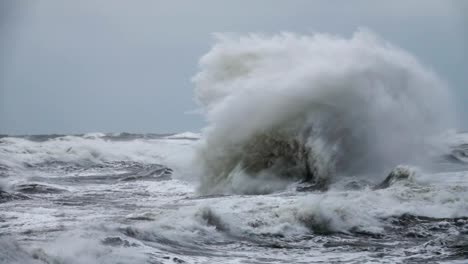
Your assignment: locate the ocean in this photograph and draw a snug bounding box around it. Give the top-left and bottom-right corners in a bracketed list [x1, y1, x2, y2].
[0, 132, 467, 263]
[1, 30, 467, 263]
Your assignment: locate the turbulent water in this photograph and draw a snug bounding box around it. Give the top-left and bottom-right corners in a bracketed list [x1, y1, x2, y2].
[193, 29, 455, 194]
[0, 132, 467, 264]
[1, 30, 468, 263]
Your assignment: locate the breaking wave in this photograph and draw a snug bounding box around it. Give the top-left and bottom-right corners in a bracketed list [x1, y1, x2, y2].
[193, 29, 456, 194]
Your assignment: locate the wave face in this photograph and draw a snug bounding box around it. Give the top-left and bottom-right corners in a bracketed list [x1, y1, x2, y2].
[193, 30, 455, 194]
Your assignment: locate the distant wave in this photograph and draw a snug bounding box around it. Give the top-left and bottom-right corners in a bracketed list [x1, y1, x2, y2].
[193, 29, 456, 194]
[0, 133, 195, 179]
[164, 132, 201, 140]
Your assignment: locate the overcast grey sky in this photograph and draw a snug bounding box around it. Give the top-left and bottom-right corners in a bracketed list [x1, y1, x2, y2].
[0, 0, 467, 135]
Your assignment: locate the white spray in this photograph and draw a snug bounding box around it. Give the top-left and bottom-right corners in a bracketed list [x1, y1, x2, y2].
[193, 29, 455, 194]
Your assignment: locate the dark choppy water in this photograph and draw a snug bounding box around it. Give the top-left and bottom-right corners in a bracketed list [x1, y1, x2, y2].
[0, 132, 467, 263]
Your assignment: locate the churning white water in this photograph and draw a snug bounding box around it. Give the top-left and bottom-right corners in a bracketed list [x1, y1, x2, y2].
[193, 29, 456, 194]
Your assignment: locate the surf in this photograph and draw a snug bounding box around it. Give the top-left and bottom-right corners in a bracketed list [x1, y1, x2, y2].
[192, 29, 456, 194]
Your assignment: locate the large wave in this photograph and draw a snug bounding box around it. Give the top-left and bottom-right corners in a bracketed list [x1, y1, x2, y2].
[193, 29, 456, 194]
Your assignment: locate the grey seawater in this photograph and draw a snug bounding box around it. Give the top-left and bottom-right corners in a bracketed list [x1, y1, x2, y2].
[0, 133, 467, 264]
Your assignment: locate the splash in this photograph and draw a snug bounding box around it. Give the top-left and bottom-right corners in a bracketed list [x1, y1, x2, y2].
[193, 29, 455, 194]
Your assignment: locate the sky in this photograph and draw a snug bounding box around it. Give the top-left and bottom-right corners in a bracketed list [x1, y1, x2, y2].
[0, 0, 467, 135]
